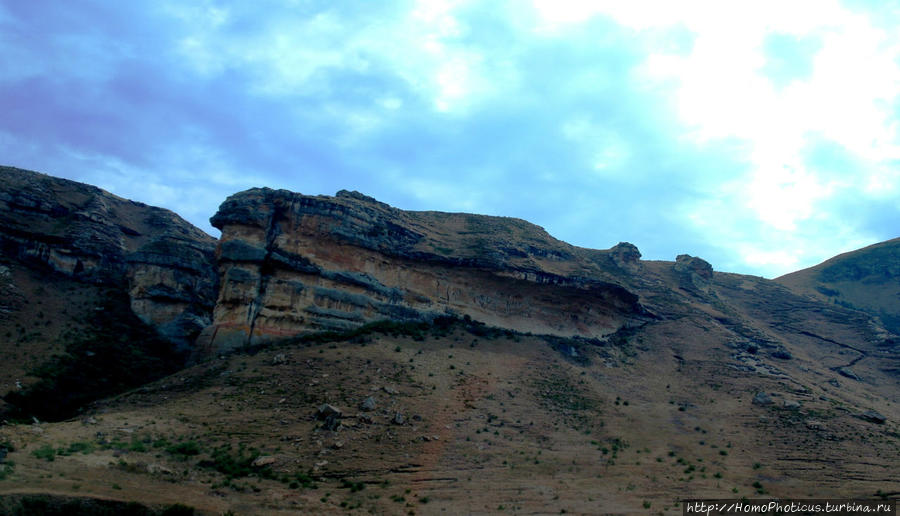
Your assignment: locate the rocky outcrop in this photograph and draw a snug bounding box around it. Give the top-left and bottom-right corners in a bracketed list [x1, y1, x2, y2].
[674, 254, 714, 293]
[198, 188, 650, 353]
[609, 242, 642, 273]
[0, 166, 217, 345]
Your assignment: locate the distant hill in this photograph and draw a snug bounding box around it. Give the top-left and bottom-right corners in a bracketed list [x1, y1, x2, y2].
[777, 238, 900, 334]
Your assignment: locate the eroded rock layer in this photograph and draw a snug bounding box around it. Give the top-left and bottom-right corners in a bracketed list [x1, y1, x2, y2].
[0, 166, 217, 345]
[200, 188, 650, 353]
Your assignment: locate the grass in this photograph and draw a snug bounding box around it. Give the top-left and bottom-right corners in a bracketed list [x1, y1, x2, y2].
[200, 443, 274, 480]
[340, 479, 366, 493]
[32, 445, 57, 462]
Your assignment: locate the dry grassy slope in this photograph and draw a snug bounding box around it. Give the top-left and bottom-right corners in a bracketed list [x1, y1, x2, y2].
[777, 238, 900, 334]
[0, 261, 107, 406]
[0, 310, 896, 514]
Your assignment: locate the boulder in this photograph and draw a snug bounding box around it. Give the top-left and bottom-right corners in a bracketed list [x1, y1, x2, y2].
[252, 455, 276, 467]
[837, 368, 861, 381]
[316, 403, 343, 430]
[859, 410, 887, 424]
[783, 400, 801, 410]
[316, 403, 342, 420]
[359, 396, 377, 412]
[771, 348, 792, 360]
[752, 392, 774, 406]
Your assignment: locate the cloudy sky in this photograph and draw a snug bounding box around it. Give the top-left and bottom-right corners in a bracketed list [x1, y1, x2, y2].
[2, 1, 899, 278]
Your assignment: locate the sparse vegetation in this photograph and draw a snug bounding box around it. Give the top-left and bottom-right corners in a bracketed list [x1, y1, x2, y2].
[166, 441, 201, 458]
[32, 445, 57, 462]
[3, 292, 186, 421]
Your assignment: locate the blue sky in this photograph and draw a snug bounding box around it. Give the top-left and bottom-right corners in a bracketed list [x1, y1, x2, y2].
[2, 1, 899, 278]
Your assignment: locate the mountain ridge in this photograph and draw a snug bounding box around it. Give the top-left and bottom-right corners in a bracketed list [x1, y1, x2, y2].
[0, 165, 898, 514]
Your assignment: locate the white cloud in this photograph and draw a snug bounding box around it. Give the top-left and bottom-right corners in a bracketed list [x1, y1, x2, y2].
[561, 117, 631, 174]
[540, 0, 900, 275]
[162, 0, 499, 115]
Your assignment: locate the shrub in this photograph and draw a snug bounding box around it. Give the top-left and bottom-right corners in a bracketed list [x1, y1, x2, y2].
[32, 445, 57, 462]
[166, 441, 201, 457]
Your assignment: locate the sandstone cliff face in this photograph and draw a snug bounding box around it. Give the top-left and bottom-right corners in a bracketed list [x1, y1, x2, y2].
[199, 188, 650, 353]
[0, 166, 217, 345]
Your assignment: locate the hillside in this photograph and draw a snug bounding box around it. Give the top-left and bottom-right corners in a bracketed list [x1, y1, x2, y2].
[0, 166, 217, 420]
[0, 167, 897, 514]
[777, 238, 900, 335]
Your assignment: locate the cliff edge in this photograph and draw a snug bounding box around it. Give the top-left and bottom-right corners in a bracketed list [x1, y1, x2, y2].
[198, 188, 651, 353]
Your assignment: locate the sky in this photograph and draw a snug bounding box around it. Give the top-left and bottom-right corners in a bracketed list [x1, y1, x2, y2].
[2, 1, 900, 278]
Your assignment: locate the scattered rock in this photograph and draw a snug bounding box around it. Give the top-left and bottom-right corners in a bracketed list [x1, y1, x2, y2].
[771, 348, 792, 360]
[392, 412, 405, 425]
[382, 386, 399, 395]
[252, 455, 277, 467]
[837, 368, 861, 381]
[272, 353, 288, 365]
[359, 396, 377, 412]
[147, 463, 174, 475]
[316, 403, 343, 431]
[316, 403, 342, 420]
[82, 416, 98, 425]
[827, 378, 841, 388]
[357, 414, 374, 424]
[752, 392, 774, 406]
[783, 400, 801, 410]
[859, 410, 887, 424]
[805, 420, 825, 430]
[331, 441, 344, 450]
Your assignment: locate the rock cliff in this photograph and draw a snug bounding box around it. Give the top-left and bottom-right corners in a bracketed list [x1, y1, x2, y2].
[198, 188, 651, 353]
[0, 166, 217, 345]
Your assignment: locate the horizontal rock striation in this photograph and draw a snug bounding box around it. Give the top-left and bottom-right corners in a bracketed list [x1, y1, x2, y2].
[0, 166, 218, 345]
[199, 188, 651, 353]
